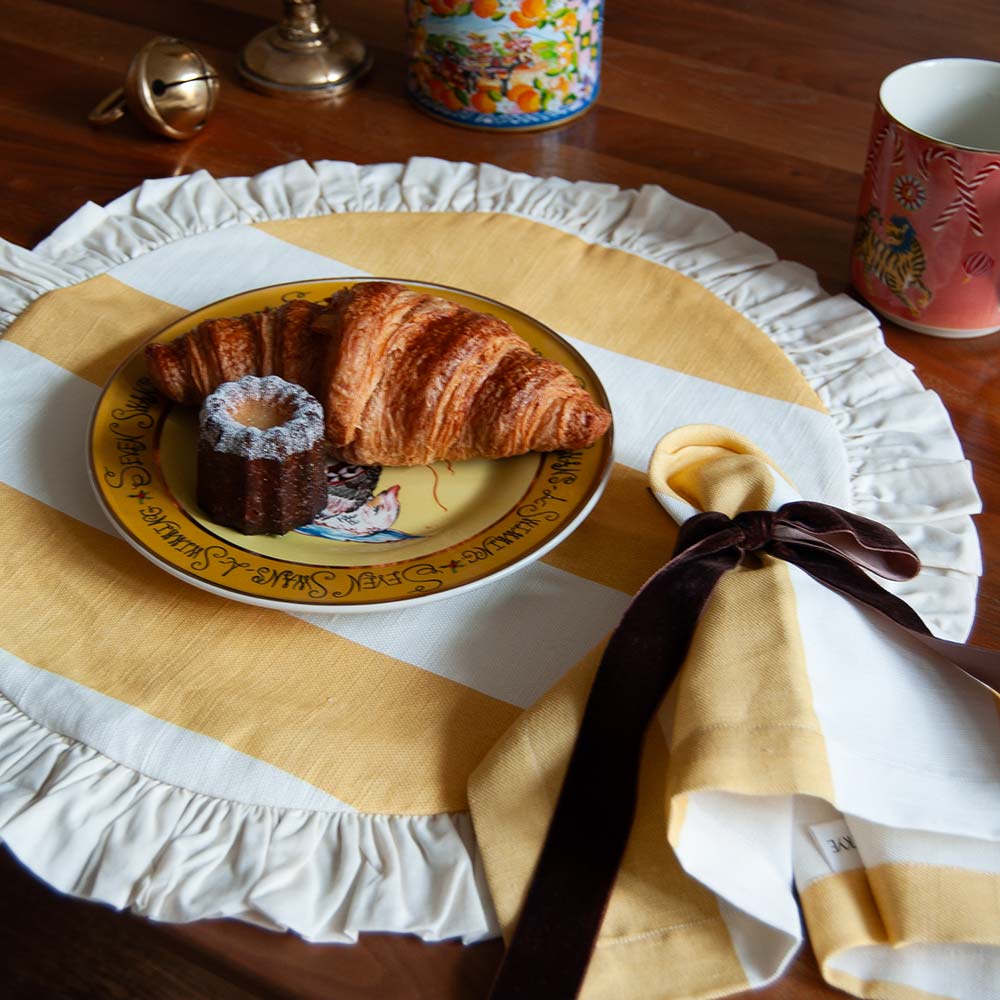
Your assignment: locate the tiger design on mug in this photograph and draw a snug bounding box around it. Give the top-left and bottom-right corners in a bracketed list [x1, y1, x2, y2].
[852, 207, 933, 316]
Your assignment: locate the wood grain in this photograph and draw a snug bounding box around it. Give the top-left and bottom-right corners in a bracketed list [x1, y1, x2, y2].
[1, 0, 998, 997]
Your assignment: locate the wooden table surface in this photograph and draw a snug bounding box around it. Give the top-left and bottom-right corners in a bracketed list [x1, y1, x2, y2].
[1, 1, 997, 997]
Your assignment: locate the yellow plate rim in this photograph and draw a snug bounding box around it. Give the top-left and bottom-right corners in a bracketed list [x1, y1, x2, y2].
[87, 277, 615, 613]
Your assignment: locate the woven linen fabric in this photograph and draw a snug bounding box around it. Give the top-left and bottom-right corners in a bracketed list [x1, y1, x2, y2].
[0, 159, 983, 969]
[469, 425, 999, 1000]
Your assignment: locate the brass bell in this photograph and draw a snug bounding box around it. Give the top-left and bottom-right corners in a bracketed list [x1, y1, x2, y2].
[89, 37, 219, 141]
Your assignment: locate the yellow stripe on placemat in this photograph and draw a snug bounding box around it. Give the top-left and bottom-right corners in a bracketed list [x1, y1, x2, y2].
[258, 212, 825, 412]
[3, 274, 184, 385]
[545, 464, 679, 594]
[0, 483, 519, 815]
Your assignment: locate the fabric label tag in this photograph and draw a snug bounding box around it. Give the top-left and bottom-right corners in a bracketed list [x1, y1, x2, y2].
[808, 819, 864, 873]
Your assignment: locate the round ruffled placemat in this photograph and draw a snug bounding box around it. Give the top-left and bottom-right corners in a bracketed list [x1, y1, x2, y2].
[0, 158, 981, 949]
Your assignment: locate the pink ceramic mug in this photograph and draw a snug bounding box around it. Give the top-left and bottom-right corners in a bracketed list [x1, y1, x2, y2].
[852, 59, 1000, 338]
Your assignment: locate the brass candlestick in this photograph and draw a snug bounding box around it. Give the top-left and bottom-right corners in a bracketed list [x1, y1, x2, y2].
[239, 1, 372, 99]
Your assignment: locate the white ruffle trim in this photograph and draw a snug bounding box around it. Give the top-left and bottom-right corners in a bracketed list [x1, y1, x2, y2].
[0, 694, 497, 942]
[0, 156, 982, 940]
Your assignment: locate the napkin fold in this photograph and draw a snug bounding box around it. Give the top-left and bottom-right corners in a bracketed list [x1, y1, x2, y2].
[468, 425, 1000, 1000]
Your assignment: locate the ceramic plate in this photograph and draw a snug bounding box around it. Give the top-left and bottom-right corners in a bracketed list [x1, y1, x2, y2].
[88, 278, 614, 612]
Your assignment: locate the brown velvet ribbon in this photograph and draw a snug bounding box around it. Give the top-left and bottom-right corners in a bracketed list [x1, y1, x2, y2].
[487, 501, 999, 1000]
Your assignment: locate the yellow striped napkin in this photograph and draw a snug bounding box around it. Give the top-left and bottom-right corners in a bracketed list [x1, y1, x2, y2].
[470, 424, 999, 1000]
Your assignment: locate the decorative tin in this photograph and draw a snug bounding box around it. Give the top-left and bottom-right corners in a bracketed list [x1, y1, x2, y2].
[405, 0, 603, 131]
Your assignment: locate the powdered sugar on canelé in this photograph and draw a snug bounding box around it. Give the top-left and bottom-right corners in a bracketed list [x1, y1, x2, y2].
[197, 375, 328, 535]
[199, 375, 324, 460]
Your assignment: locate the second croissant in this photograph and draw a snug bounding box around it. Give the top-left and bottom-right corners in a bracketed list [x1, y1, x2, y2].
[145, 281, 612, 467]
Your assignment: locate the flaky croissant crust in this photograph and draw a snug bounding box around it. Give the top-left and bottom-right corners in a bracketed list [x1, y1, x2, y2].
[145, 281, 612, 466]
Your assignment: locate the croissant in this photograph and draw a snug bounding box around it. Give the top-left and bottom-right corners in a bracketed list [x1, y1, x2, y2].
[145, 281, 612, 466]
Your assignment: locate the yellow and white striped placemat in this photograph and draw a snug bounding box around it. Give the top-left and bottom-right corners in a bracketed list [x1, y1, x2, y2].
[0, 159, 983, 989]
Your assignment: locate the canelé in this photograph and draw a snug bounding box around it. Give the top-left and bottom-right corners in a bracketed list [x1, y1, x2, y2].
[197, 375, 327, 535]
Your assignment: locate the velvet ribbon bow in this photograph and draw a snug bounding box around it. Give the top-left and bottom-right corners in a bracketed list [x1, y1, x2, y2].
[488, 501, 999, 1000]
